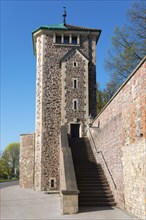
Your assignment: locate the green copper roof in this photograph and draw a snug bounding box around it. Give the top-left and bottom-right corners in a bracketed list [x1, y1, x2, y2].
[40, 23, 67, 29]
[32, 23, 101, 35]
[32, 23, 67, 34]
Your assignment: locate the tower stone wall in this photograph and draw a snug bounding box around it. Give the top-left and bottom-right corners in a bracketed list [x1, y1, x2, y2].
[61, 49, 89, 136]
[32, 26, 100, 191]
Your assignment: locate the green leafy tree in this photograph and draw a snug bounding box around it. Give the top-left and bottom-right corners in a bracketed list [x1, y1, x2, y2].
[103, 80, 119, 100]
[96, 80, 122, 115]
[0, 157, 11, 179]
[0, 143, 20, 179]
[105, 0, 146, 92]
[96, 83, 109, 114]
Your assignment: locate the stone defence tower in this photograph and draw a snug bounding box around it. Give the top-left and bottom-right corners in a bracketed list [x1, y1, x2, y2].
[20, 22, 101, 191]
[33, 23, 101, 191]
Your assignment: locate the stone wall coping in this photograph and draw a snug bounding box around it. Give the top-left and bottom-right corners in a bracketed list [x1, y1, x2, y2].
[20, 133, 35, 136]
[61, 190, 79, 195]
[60, 125, 79, 193]
[93, 56, 146, 122]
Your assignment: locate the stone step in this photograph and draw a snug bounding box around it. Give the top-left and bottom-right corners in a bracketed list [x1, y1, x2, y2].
[75, 171, 104, 174]
[76, 177, 107, 180]
[79, 190, 113, 195]
[79, 197, 115, 202]
[75, 166, 101, 168]
[76, 177, 107, 181]
[74, 164, 102, 167]
[79, 193, 114, 198]
[75, 167, 103, 170]
[75, 172, 104, 176]
[77, 182, 109, 186]
[75, 170, 104, 173]
[79, 201, 116, 207]
[74, 165, 102, 169]
[77, 179, 109, 183]
[76, 171, 106, 174]
[77, 186, 110, 191]
[76, 173, 107, 177]
[79, 190, 113, 194]
[70, 137, 116, 208]
[77, 183, 110, 187]
[76, 178, 107, 181]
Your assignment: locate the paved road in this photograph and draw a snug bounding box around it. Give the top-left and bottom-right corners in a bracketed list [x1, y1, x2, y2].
[0, 180, 19, 189]
[0, 181, 137, 220]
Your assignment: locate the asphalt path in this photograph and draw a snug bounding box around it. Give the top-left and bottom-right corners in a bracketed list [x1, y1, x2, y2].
[0, 180, 19, 189]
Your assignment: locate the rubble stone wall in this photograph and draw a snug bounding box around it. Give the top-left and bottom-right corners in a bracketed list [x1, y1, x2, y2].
[35, 33, 97, 191]
[61, 50, 89, 136]
[19, 133, 35, 188]
[89, 57, 146, 219]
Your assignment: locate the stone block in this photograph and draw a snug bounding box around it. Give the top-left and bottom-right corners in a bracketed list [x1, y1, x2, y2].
[61, 193, 78, 214]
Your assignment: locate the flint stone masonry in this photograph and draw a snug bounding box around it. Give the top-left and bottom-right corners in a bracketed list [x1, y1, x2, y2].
[19, 133, 35, 188]
[20, 25, 100, 193]
[89, 57, 146, 220]
[61, 49, 89, 136]
[34, 32, 98, 191]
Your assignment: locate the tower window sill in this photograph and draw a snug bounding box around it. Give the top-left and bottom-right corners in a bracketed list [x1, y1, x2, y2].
[54, 43, 80, 47]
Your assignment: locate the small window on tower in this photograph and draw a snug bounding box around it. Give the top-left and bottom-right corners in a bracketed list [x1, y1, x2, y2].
[74, 62, 77, 67]
[56, 35, 61, 44]
[72, 36, 77, 44]
[74, 101, 77, 110]
[73, 79, 77, 89]
[73, 99, 78, 110]
[51, 179, 54, 188]
[49, 177, 56, 189]
[64, 36, 69, 44]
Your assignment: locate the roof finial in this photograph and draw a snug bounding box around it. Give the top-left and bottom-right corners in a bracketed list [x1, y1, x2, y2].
[63, 7, 67, 25]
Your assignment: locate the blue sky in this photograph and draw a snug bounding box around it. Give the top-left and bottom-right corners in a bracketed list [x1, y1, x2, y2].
[1, 0, 134, 151]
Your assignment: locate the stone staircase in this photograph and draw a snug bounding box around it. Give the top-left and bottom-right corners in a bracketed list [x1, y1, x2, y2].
[69, 137, 116, 207]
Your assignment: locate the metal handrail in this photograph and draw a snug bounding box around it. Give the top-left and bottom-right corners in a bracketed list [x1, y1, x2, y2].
[88, 128, 117, 189]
